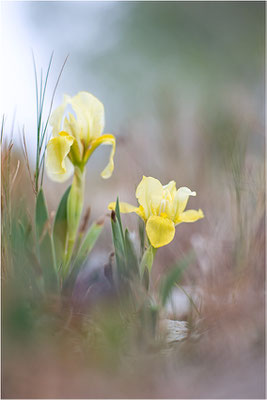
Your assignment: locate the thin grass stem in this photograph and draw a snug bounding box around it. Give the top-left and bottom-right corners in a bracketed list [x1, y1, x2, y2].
[1, 114, 5, 143]
[175, 283, 201, 316]
[31, 52, 68, 192]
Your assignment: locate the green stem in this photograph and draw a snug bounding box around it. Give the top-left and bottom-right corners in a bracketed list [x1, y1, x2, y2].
[63, 166, 85, 276]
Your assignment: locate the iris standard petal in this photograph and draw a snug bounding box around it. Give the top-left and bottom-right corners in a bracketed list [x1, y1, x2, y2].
[176, 209, 204, 224]
[63, 113, 83, 153]
[108, 201, 142, 215]
[136, 176, 163, 219]
[83, 134, 116, 179]
[46, 157, 74, 183]
[45, 132, 74, 182]
[146, 215, 175, 248]
[70, 92, 105, 142]
[163, 180, 176, 199]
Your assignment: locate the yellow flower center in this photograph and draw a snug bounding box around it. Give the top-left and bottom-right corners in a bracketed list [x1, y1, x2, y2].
[158, 198, 168, 215]
[157, 189, 173, 218]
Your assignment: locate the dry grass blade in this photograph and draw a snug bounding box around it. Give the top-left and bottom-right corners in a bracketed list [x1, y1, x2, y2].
[10, 160, 20, 190]
[21, 126, 36, 193]
[1, 114, 5, 143]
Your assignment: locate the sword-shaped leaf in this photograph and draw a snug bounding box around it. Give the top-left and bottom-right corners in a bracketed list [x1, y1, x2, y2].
[111, 198, 126, 279]
[35, 189, 58, 293]
[63, 220, 104, 294]
[52, 185, 71, 269]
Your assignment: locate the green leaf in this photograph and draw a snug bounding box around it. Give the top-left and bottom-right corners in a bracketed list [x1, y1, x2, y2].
[73, 220, 104, 271]
[35, 189, 58, 293]
[125, 228, 139, 277]
[63, 220, 104, 293]
[115, 197, 124, 240]
[160, 252, 194, 306]
[35, 188, 49, 239]
[10, 215, 37, 293]
[111, 198, 126, 278]
[52, 185, 71, 269]
[140, 245, 156, 278]
[149, 303, 159, 337]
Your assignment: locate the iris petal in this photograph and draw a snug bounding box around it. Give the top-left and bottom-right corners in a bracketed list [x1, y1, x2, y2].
[176, 209, 204, 224]
[163, 180, 176, 198]
[63, 113, 83, 155]
[136, 176, 163, 219]
[109, 201, 138, 213]
[146, 215, 175, 248]
[69, 92, 105, 143]
[45, 132, 74, 182]
[84, 134, 116, 179]
[49, 95, 69, 136]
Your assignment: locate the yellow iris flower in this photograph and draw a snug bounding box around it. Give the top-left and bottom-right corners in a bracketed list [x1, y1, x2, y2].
[45, 91, 116, 182]
[109, 176, 204, 248]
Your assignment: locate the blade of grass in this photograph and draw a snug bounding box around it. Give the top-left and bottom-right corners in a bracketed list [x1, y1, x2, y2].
[35, 189, 58, 293]
[40, 54, 69, 187]
[175, 283, 200, 316]
[1, 114, 5, 143]
[31, 50, 39, 128]
[111, 198, 126, 279]
[160, 252, 194, 307]
[21, 126, 35, 193]
[31, 52, 68, 191]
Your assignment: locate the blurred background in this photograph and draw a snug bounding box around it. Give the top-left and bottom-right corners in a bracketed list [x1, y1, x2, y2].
[3, 1, 264, 152]
[2, 0, 264, 233]
[2, 1, 265, 398]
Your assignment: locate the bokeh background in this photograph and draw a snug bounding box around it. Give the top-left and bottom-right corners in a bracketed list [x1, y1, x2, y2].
[2, 1, 265, 398]
[2, 0, 265, 245]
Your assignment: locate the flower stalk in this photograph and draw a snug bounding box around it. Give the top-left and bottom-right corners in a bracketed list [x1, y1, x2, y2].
[64, 166, 85, 274]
